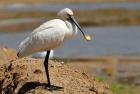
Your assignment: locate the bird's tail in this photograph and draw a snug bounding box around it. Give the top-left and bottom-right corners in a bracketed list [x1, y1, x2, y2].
[17, 49, 23, 58]
[17, 52, 20, 58]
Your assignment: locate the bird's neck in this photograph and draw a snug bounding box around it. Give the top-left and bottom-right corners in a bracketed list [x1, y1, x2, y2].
[64, 20, 77, 39]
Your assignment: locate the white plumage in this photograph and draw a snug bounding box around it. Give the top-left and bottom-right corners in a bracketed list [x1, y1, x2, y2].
[17, 8, 90, 58]
[31, 51, 54, 59]
[18, 19, 66, 57]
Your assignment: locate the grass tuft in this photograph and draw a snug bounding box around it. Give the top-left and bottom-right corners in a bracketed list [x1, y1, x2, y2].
[109, 83, 134, 94]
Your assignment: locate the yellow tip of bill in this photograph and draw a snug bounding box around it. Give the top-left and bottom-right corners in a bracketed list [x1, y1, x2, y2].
[85, 35, 91, 41]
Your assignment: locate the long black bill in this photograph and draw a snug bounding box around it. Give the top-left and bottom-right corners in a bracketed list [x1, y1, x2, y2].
[69, 15, 91, 41]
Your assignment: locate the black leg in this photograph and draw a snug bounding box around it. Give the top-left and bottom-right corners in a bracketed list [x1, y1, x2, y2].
[44, 50, 64, 91]
[44, 51, 51, 89]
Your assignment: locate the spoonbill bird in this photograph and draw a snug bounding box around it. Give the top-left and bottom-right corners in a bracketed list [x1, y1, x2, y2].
[17, 8, 91, 91]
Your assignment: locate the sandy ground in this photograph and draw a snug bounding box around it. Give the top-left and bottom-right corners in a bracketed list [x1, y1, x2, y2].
[0, 47, 112, 94]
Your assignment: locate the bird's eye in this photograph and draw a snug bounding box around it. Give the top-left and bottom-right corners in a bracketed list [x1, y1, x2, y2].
[66, 14, 71, 20]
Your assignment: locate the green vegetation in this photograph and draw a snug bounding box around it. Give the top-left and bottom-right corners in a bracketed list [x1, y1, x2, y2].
[95, 76, 135, 94]
[95, 76, 105, 82]
[110, 83, 134, 94]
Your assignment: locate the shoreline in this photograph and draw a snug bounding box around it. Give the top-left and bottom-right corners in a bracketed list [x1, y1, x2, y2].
[0, 9, 140, 32]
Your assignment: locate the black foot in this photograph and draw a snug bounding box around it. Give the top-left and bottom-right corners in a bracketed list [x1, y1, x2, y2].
[45, 84, 64, 92]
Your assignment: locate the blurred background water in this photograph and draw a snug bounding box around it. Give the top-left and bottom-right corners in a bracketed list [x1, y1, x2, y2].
[0, 26, 140, 58]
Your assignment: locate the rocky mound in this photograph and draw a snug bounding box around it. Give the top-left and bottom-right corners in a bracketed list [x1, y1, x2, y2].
[0, 47, 112, 94]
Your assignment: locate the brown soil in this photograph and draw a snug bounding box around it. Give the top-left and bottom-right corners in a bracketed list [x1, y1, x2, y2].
[0, 47, 112, 94]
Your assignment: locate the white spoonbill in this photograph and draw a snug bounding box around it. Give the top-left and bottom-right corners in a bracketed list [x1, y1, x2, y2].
[17, 8, 91, 91]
